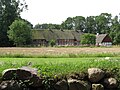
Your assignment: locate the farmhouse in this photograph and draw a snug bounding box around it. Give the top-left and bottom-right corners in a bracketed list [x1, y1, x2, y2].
[32, 29, 112, 47]
[96, 34, 112, 46]
[32, 29, 83, 46]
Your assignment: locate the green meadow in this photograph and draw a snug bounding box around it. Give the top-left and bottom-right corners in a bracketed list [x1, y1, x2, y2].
[0, 57, 120, 78]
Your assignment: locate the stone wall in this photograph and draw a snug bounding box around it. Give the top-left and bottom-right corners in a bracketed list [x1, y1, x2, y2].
[0, 67, 119, 90]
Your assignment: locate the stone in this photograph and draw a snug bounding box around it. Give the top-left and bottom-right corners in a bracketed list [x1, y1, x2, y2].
[1, 67, 42, 88]
[29, 74, 43, 87]
[0, 80, 24, 90]
[54, 79, 68, 90]
[28, 87, 44, 90]
[92, 84, 104, 90]
[2, 68, 17, 80]
[70, 73, 87, 80]
[19, 67, 43, 87]
[16, 69, 33, 80]
[88, 68, 105, 82]
[20, 66, 38, 75]
[2, 67, 38, 81]
[104, 77, 118, 88]
[68, 79, 91, 90]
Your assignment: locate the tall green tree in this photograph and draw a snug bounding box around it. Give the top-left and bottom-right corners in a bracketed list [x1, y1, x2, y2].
[73, 16, 85, 31]
[0, 0, 27, 46]
[0, 0, 3, 38]
[110, 16, 119, 32]
[61, 17, 73, 30]
[8, 19, 31, 46]
[110, 16, 120, 44]
[113, 32, 120, 45]
[22, 18, 33, 29]
[85, 16, 96, 33]
[95, 13, 112, 34]
[34, 23, 42, 29]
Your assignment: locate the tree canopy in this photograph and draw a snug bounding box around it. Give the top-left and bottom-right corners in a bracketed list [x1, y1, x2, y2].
[34, 23, 61, 30]
[0, 0, 27, 46]
[81, 33, 96, 45]
[8, 19, 32, 46]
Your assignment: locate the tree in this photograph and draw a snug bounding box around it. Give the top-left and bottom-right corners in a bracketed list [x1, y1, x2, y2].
[61, 17, 73, 30]
[0, 0, 2, 25]
[81, 33, 96, 45]
[8, 19, 31, 46]
[85, 16, 96, 33]
[73, 16, 85, 31]
[110, 16, 120, 45]
[34, 23, 42, 29]
[34, 23, 61, 30]
[22, 18, 33, 29]
[95, 13, 112, 34]
[113, 32, 120, 45]
[0, 0, 27, 46]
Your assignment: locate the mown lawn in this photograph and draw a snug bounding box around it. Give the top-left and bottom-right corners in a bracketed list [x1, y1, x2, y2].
[0, 57, 120, 77]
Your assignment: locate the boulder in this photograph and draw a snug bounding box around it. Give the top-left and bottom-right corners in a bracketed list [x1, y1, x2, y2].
[0, 80, 24, 90]
[1, 67, 43, 88]
[70, 73, 87, 80]
[2, 67, 38, 81]
[68, 79, 91, 90]
[92, 84, 104, 90]
[29, 74, 43, 87]
[54, 79, 68, 90]
[16, 66, 38, 80]
[88, 68, 105, 82]
[20, 66, 38, 75]
[103, 77, 118, 89]
[16, 69, 33, 80]
[2, 68, 17, 80]
[20, 67, 43, 87]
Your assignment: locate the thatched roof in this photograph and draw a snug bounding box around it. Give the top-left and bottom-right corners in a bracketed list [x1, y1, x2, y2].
[96, 34, 107, 43]
[32, 30, 45, 39]
[71, 30, 83, 41]
[32, 29, 83, 41]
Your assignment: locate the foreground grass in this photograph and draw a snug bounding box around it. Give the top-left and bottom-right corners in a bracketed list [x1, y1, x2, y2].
[0, 57, 120, 77]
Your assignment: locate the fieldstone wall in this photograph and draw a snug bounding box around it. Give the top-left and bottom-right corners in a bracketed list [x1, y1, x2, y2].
[0, 67, 119, 90]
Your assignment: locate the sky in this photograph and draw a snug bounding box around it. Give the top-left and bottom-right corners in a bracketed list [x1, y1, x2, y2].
[20, 0, 120, 26]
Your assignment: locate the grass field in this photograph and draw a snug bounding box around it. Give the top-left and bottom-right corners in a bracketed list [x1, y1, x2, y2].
[1, 47, 120, 54]
[0, 47, 120, 77]
[0, 57, 120, 77]
[0, 47, 120, 58]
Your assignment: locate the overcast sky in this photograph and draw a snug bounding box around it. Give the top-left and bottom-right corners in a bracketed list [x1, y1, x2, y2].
[20, 0, 120, 26]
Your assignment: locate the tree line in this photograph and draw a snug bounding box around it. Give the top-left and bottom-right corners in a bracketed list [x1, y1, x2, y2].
[34, 13, 120, 45]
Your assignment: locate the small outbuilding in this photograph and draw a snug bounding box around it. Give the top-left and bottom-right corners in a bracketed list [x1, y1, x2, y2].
[96, 34, 112, 46]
